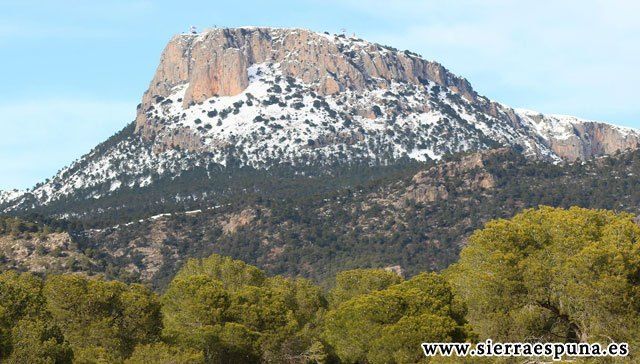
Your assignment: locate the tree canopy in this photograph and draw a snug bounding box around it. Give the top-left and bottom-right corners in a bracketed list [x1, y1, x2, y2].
[162, 254, 328, 363]
[324, 271, 471, 363]
[448, 206, 640, 352]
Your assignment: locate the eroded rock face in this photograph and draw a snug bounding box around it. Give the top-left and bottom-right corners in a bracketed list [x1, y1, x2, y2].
[128, 26, 640, 164]
[221, 208, 257, 234]
[402, 149, 504, 204]
[550, 122, 640, 161]
[135, 27, 477, 134]
[184, 47, 249, 105]
[515, 110, 640, 161]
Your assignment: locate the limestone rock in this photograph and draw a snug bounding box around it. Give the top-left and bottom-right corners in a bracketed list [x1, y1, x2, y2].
[135, 27, 477, 135]
[515, 110, 640, 161]
[221, 209, 257, 234]
[403, 149, 505, 204]
[0, 232, 94, 274]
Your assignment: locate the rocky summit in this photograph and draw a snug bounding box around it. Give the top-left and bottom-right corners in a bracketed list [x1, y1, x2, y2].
[134, 27, 639, 160]
[1, 27, 639, 216]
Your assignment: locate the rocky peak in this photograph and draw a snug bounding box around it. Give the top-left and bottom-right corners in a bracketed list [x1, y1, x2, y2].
[132, 26, 639, 164]
[135, 27, 476, 132]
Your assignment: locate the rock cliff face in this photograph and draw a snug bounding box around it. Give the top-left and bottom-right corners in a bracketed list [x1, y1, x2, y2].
[554, 123, 640, 161]
[134, 27, 483, 154]
[515, 110, 640, 161]
[136, 27, 475, 123]
[403, 149, 501, 204]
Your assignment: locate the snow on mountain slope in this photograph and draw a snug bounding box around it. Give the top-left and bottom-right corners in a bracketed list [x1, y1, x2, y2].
[2, 27, 638, 214]
[138, 61, 550, 167]
[0, 125, 219, 212]
[0, 189, 24, 205]
[134, 27, 639, 164]
[514, 109, 640, 160]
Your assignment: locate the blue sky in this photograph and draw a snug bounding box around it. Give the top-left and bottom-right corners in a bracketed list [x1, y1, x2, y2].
[1, 0, 639, 190]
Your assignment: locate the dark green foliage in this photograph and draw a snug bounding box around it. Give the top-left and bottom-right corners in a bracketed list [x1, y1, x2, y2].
[0, 216, 48, 237]
[0, 271, 73, 363]
[8, 317, 74, 364]
[324, 271, 471, 363]
[449, 206, 640, 359]
[125, 343, 204, 363]
[0, 208, 639, 364]
[162, 255, 328, 363]
[0, 271, 165, 363]
[44, 275, 162, 362]
[328, 268, 403, 307]
[0, 256, 467, 363]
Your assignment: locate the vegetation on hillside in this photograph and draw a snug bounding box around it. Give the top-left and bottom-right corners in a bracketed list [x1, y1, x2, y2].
[66, 148, 640, 288]
[6, 148, 640, 288]
[448, 206, 640, 350]
[0, 257, 468, 363]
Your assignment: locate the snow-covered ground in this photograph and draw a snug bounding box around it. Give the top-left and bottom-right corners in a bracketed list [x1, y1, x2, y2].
[0, 189, 24, 205]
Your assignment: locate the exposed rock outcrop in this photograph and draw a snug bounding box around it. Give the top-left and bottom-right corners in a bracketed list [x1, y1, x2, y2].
[550, 122, 640, 161]
[221, 208, 257, 234]
[515, 110, 640, 161]
[133, 26, 639, 164]
[403, 149, 503, 204]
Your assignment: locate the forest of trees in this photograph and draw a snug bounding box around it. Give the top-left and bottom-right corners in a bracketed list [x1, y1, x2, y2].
[0, 206, 639, 363]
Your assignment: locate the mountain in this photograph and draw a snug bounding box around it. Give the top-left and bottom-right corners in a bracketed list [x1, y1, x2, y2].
[514, 109, 639, 160]
[2, 27, 638, 219]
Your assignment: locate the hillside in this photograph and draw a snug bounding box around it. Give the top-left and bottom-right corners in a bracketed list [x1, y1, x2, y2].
[79, 148, 640, 287]
[3, 147, 640, 288]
